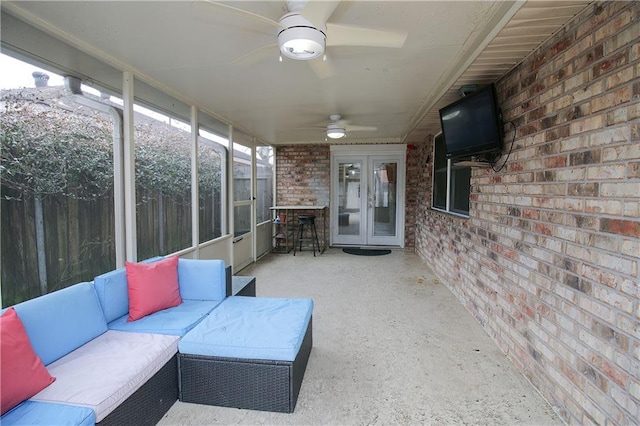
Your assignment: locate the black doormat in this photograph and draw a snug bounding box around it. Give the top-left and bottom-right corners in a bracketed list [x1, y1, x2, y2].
[343, 248, 392, 256]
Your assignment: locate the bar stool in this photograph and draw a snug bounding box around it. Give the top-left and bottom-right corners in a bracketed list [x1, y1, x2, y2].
[294, 215, 320, 256]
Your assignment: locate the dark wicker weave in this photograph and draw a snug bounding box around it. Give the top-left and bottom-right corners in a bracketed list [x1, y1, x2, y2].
[97, 354, 178, 426]
[179, 317, 312, 413]
[225, 266, 233, 297]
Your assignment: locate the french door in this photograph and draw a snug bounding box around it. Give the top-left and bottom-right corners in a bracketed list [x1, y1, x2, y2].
[331, 145, 405, 247]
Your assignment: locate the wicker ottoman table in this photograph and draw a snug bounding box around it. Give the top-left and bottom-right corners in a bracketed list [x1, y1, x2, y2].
[178, 296, 313, 413]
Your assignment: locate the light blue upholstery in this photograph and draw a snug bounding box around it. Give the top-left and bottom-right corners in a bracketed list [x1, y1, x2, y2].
[2, 257, 228, 425]
[95, 257, 227, 334]
[107, 300, 222, 336]
[93, 256, 164, 323]
[95, 257, 225, 325]
[1, 401, 95, 426]
[93, 267, 129, 323]
[11, 282, 108, 366]
[177, 258, 226, 301]
[179, 296, 313, 361]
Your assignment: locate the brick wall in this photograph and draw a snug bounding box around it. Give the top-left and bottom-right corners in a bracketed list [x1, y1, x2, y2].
[275, 145, 331, 207]
[415, 2, 639, 424]
[405, 143, 431, 250]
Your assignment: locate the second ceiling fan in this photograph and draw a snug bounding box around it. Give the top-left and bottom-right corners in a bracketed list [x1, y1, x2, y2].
[325, 114, 378, 139]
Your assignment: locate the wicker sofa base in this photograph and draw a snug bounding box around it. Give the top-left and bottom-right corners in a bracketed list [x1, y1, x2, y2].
[98, 354, 178, 426]
[178, 317, 312, 413]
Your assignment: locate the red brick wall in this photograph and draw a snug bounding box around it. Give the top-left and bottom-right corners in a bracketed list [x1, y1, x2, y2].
[275, 145, 331, 207]
[405, 143, 431, 250]
[415, 2, 639, 424]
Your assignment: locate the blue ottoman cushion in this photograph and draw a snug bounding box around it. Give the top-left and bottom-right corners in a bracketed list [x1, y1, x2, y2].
[178, 296, 313, 361]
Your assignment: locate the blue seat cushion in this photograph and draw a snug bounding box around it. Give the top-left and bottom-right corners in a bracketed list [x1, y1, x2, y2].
[11, 282, 107, 366]
[107, 300, 221, 336]
[177, 258, 226, 301]
[94, 257, 164, 324]
[179, 296, 313, 361]
[1, 401, 95, 426]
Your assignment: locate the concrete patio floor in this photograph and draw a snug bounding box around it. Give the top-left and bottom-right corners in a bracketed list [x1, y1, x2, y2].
[159, 248, 561, 425]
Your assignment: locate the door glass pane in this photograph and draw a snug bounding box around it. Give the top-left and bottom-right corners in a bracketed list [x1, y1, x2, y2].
[232, 143, 252, 238]
[450, 164, 471, 214]
[233, 204, 251, 237]
[337, 161, 361, 236]
[433, 134, 447, 209]
[372, 161, 397, 237]
[233, 143, 252, 202]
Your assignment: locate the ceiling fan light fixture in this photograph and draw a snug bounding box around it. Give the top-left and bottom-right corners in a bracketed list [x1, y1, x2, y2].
[278, 13, 326, 61]
[327, 124, 346, 139]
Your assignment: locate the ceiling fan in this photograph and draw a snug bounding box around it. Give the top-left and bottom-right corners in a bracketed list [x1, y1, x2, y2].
[325, 114, 378, 139]
[200, 0, 408, 78]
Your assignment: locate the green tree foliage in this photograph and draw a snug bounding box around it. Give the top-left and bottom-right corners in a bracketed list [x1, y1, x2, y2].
[135, 121, 191, 199]
[1, 88, 222, 201]
[198, 139, 223, 196]
[1, 89, 113, 200]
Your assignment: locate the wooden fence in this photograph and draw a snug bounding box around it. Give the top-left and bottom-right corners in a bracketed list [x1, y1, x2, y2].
[1, 187, 115, 306]
[1, 186, 220, 307]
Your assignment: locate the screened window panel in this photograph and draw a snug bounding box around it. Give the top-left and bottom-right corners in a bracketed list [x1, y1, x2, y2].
[1, 54, 117, 306]
[134, 78, 192, 259]
[256, 146, 274, 224]
[198, 111, 228, 243]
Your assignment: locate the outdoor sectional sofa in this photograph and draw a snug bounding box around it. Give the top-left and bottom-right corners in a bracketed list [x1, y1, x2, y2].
[1, 257, 313, 425]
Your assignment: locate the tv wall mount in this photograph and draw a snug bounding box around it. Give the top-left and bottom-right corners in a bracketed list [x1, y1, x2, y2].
[458, 84, 479, 97]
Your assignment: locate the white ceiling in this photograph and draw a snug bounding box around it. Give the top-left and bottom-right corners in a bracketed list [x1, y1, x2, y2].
[2, 1, 591, 145]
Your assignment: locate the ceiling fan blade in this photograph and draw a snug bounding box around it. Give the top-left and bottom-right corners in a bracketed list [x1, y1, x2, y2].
[301, 0, 340, 28]
[199, 0, 285, 29]
[298, 125, 327, 130]
[345, 125, 378, 132]
[326, 23, 407, 48]
[231, 43, 279, 67]
[308, 55, 335, 80]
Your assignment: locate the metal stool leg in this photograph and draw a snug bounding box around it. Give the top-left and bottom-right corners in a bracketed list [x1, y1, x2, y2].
[312, 223, 320, 255]
[294, 222, 306, 256]
[310, 222, 316, 257]
[299, 223, 305, 254]
[295, 215, 319, 256]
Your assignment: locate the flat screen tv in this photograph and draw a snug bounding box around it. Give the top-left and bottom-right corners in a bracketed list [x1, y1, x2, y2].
[439, 83, 504, 160]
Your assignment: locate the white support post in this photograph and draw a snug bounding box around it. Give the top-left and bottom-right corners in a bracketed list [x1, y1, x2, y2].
[191, 106, 199, 257]
[122, 71, 137, 262]
[251, 142, 257, 262]
[228, 125, 234, 269]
